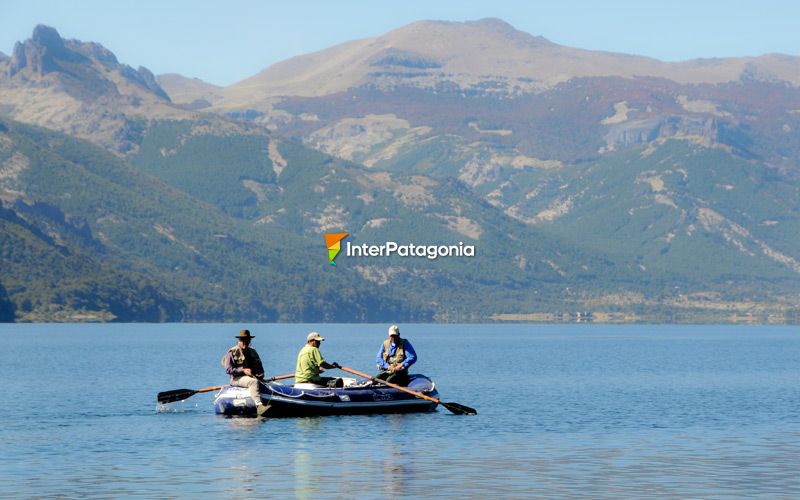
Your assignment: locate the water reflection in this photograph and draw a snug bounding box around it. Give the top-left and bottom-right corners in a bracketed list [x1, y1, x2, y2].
[223, 416, 262, 431]
[227, 447, 260, 498]
[380, 414, 416, 497]
[293, 418, 324, 498]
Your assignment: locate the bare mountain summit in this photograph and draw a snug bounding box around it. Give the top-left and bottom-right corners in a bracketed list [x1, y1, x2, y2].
[215, 18, 800, 112]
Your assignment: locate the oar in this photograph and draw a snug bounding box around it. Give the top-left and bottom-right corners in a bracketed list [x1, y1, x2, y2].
[157, 385, 225, 404]
[157, 374, 295, 404]
[337, 366, 477, 415]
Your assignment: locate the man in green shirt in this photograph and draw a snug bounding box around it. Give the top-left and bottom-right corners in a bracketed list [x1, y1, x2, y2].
[295, 331, 342, 387]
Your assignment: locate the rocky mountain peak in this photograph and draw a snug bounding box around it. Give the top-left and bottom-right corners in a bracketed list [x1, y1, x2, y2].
[129, 65, 171, 101]
[74, 41, 119, 68]
[0, 25, 182, 155]
[6, 25, 170, 102]
[9, 24, 84, 77]
[31, 24, 66, 51]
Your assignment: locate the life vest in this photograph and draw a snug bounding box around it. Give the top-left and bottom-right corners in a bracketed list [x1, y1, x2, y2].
[382, 338, 406, 366]
[221, 345, 260, 369]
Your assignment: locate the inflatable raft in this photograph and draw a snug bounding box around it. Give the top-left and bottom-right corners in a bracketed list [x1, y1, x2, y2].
[214, 375, 439, 417]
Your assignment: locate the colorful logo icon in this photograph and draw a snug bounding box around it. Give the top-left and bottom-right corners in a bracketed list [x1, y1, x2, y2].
[324, 232, 349, 266]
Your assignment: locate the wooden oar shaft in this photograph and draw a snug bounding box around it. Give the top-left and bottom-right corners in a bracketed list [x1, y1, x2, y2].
[157, 374, 295, 403]
[196, 385, 225, 394]
[189, 373, 293, 394]
[339, 366, 442, 404]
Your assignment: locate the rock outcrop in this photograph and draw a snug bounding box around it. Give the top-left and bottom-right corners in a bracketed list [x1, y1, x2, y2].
[8, 25, 84, 77]
[6, 25, 170, 102]
[0, 25, 185, 154]
[604, 116, 718, 150]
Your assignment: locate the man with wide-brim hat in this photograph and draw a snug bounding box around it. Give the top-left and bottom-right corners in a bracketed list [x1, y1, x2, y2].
[222, 329, 268, 416]
[374, 324, 417, 386]
[295, 331, 342, 387]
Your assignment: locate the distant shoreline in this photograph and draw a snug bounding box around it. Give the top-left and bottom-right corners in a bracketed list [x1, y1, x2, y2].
[7, 311, 799, 325]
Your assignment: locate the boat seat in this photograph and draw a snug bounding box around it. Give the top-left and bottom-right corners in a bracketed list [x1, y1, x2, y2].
[293, 377, 360, 390]
[341, 377, 358, 387]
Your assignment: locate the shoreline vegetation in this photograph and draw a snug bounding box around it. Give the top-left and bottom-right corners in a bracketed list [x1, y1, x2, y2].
[10, 308, 800, 324]
[491, 312, 799, 325]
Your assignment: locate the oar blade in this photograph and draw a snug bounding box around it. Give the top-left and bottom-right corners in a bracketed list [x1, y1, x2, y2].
[157, 388, 197, 404]
[442, 401, 477, 416]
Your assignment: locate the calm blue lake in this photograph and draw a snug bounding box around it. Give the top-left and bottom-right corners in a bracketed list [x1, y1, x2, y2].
[1, 323, 799, 497]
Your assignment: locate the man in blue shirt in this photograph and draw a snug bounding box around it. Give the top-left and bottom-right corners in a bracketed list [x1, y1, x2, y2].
[375, 324, 417, 386]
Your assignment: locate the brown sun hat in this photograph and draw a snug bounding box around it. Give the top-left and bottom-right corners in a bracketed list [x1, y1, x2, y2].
[235, 329, 255, 339]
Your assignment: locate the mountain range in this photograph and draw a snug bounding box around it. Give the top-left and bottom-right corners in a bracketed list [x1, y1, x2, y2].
[1, 20, 798, 322]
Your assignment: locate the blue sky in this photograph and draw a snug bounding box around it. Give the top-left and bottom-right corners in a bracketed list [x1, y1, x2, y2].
[3, 0, 798, 86]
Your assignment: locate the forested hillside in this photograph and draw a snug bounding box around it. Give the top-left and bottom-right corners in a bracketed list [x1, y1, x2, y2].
[1, 22, 799, 322]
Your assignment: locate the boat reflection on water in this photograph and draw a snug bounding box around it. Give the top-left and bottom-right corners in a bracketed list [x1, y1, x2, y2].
[379, 414, 418, 497]
[292, 418, 323, 497]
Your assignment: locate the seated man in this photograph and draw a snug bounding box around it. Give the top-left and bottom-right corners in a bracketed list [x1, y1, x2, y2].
[223, 329, 268, 416]
[375, 324, 417, 386]
[295, 332, 342, 387]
